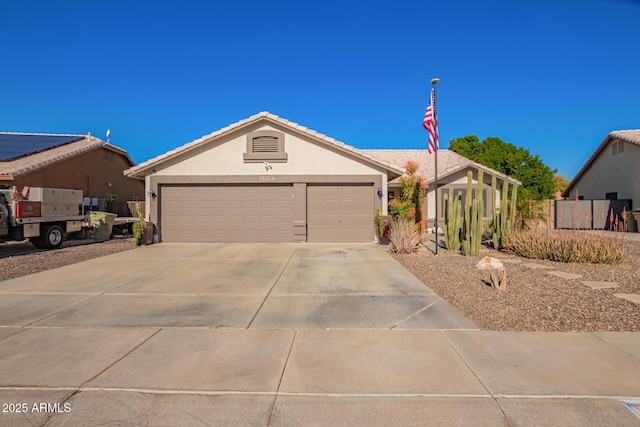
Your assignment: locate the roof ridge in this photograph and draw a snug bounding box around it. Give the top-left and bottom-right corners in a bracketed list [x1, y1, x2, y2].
[125, 112, 406, 177]
[610, 129, 640, 144]
[0, 131, 89, 137]
[362, 148, 451, 151]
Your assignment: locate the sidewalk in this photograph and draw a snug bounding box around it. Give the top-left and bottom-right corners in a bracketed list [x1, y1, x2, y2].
[1, 327, 639, 426]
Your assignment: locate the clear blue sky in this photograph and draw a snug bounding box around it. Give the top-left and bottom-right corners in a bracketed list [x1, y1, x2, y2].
[2, 0, 638, 179]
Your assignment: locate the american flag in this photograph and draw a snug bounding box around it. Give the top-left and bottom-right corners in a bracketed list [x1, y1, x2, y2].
[423, 88, 439, 154]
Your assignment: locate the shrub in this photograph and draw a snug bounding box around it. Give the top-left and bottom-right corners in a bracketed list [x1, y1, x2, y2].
[501, 229, 626, 264]
[132, 222, 145, 246]
[389, 217, 422, 253]
[388, 160, 427, 233]
[133, 203, 146, 246]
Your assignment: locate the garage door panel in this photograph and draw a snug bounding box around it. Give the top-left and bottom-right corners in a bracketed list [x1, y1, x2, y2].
[307, 185, 374, 243]
[160, 185, 293, 243]
[340, 217, 361, 226]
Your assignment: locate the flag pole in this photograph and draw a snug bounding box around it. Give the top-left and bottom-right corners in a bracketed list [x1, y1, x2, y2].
[431, 77, 440, 255]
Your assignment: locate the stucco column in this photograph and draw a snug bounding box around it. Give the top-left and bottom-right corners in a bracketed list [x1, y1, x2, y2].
[293, 182, 307, 242]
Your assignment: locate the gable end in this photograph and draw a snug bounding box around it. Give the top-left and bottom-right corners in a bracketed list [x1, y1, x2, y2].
[243, 130, 288, 163]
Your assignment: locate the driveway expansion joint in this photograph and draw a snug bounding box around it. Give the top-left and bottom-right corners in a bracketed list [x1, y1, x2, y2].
[390, 298, 442, 329]
[79, 328, 163, 388]
[23, 294, 104, 327]
[441, 331, 496, 397]
[441, 331, 515, 426]
[103, 258, 189, 294]
[268, 329, 298, 426]
[247, 244, 300, 329]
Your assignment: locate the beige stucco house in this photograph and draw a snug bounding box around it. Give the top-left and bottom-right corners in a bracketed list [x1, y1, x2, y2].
[124, 112, 404, 243]
[125, 112, 520, 243]
[562, 130, 640, 210]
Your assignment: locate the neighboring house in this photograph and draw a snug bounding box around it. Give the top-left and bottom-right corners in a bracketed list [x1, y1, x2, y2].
[364, 149, 521, 228]
[0, 132, 144, 216]
[124, 112, 404, 243]
[562, 129, 640, 210]
[124, 112, 521, 243]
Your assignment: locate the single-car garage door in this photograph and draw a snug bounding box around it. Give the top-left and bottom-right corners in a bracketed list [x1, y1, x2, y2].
[160, 185, 293, 243]
[307, 184, 374, 242]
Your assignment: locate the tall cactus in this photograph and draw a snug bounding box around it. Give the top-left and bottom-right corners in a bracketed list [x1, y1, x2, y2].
[492, 175, 500, 249]
[501, 179, 510, 234]
[510, 182, 519, 228]
[443, 187, 462, 250]
[492, 177, 519, 250]
[462, 171, 473, 255]
[473, 170, 484, 256]
[462, 170, 483, 256]
[492, 174, 498, 221]
[493, 177, 503, 250]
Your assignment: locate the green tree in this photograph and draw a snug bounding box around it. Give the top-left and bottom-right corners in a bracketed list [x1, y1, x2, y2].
[553, 174, 570, 194]
[449, 135, 556, 199]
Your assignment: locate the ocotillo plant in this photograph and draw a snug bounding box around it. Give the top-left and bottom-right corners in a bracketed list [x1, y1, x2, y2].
[443, 187, 462, 250]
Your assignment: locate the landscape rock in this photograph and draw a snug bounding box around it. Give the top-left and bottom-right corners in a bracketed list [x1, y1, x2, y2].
[476, 256, 507, 291]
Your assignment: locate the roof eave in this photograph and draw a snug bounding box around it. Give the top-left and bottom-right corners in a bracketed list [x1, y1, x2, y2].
[124, 113, 273, 178]
[440, 152, 523, 186]
[104, 143, 136, 167]
[125, 112, 406, 178]
[561, 133, 612, 198]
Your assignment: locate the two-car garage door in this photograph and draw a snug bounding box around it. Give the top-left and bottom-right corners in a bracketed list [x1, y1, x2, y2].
[161, 185, 294, 243]
[159, 184, 374, 243]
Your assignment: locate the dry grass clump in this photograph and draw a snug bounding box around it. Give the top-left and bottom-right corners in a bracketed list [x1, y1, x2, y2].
[501, 229, 626, 264]
[388, 218, 422, 253]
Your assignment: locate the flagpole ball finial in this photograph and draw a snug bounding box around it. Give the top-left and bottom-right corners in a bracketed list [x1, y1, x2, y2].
[431, 77, 440, 84]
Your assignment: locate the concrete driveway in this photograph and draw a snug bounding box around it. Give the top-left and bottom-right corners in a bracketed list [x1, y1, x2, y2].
[0, 242, 474, 330]
[1, 243, 640, 426]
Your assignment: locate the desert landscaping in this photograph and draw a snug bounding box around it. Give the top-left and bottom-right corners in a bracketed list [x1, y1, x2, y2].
[2, 233, 638, 333]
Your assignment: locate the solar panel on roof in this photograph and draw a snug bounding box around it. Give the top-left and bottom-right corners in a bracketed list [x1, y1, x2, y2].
[0, 134, 84, 161]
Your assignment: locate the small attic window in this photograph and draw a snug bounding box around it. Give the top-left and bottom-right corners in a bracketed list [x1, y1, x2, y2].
[243, 130, 288, 163]
[612, 140, 624, 156]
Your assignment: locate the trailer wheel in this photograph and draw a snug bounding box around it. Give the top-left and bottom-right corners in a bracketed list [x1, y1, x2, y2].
[31, 225, 64, 249]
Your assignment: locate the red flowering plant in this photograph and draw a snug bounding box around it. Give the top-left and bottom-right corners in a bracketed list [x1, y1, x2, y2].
[388, 160, 428, 234]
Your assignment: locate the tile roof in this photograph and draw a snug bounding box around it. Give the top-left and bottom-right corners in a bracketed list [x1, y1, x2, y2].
[610, 129, 640, 146]
[363, 149, 521, 185]
[0, 132, 134, 180]
[124, 112, 406, 178]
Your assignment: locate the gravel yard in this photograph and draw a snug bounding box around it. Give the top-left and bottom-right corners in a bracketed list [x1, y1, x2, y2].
[0, 238, 136, 282]
[1, 235, 639, 332]
[391, 235, 640, 332]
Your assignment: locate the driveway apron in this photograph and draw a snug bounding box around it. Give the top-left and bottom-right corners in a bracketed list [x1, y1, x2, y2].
[2, 243, 639, 426]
